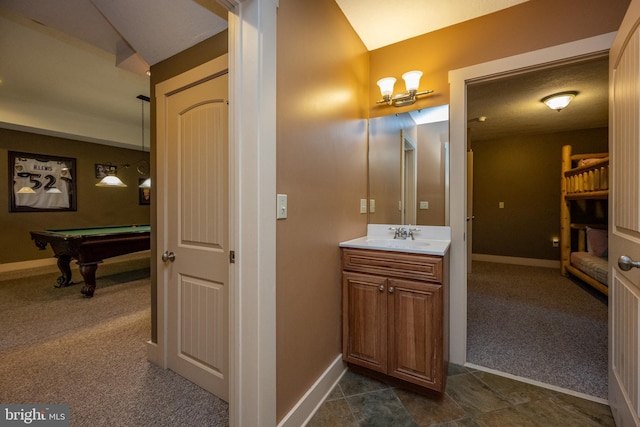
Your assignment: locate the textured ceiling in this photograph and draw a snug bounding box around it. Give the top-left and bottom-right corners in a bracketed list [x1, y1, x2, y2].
[467, 56, 608, 141]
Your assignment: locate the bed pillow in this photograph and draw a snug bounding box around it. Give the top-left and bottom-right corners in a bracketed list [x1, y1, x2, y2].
[586, 227, 608, 257]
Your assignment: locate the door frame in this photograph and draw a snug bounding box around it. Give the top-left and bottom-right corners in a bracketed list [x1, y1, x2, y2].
[448, 32, 616, 366]
[225, 1, 278, 426]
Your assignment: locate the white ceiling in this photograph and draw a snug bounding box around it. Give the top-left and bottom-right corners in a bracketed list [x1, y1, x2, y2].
[0, 0, 227, 148]
[334, 0, 529, 50]
[0, 0, 607, 146]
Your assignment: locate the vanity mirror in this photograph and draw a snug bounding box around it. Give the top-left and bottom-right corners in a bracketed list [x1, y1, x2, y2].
[368, 106, 449, 226]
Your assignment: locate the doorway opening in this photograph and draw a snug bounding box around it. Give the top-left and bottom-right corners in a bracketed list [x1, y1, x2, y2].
[448, 33, 616, 405]
[465, 55, 609, 401]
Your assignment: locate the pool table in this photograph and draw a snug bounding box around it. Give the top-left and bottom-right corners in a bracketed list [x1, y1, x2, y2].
[30, 225, 151, 298]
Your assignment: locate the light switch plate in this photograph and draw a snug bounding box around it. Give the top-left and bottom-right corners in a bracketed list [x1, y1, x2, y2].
[369, 199, 376, 213]
[420, 201, 429, 209]
[360, 199, 367, 214]
[277, 194, 287, 219]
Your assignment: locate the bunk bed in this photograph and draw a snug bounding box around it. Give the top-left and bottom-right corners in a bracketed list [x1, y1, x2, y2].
[560, 145, 608, 295]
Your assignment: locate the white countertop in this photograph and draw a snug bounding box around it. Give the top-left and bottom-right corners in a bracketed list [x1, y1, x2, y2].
[339, 225, 450, 256]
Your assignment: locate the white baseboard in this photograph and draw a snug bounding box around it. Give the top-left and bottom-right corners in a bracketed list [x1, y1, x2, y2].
[146, 340, 161, 366]
[472, 253, 560, 269]
[277, 355, 347, 427]
[0, 251, 151, 274]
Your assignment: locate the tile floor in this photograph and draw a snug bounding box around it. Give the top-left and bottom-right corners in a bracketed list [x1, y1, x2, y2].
[307, 365, 615, 426]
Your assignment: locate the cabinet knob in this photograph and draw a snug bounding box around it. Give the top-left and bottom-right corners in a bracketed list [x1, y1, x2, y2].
[378, 285, 385, 292]
[388, 287, 394, 293]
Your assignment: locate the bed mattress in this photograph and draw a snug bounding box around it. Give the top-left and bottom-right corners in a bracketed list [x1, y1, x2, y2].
[570, 251, 608, 286]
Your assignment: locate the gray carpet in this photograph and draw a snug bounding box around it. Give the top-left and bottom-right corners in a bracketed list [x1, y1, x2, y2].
[0, 258, 228, 427]
[467, 261, 608, 400]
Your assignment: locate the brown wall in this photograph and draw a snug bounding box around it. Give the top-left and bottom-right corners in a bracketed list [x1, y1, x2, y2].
[0, 128, 150, 263]
[276, 0, 369, 420]
[369, 0, 629, 118]
[471, 128, 608, 260]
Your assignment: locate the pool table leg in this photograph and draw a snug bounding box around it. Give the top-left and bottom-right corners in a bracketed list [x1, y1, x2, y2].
[79, 263, 99, 298]
[54, 254, 73, 288]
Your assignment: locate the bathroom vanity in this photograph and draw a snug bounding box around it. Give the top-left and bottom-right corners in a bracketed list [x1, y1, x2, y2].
[339, 225, 450, 393]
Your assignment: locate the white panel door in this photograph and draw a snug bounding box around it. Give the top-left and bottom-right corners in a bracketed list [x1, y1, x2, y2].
[466, 150, 473, 272]
[162, 70, 229, 402]
[609, 2, 640, 425]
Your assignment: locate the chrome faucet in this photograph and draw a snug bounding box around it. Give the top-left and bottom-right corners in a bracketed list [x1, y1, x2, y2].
[396, 227, 409, 239]
[389, 225, 421, 240]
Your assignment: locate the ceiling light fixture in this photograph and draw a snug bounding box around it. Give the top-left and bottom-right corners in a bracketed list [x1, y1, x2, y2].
[96, 174, 127, 187]
[136, 95, 151, 189]
[95, 95, 150, 188]
[376, 70, 434, 107]
[541, 91, 577, 112]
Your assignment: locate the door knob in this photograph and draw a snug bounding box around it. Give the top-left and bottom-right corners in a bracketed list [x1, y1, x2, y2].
[618, 255, 640, 271]
[162, 251, 176, 262]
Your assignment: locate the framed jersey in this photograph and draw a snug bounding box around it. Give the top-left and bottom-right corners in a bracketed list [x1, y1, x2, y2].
[9, 151, 77, 212]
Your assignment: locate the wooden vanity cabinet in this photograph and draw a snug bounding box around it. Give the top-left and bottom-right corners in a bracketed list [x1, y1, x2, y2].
[341, 248, 448, 393]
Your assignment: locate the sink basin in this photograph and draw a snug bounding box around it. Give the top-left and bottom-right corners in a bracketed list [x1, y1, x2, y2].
[365, 238, 431, 249]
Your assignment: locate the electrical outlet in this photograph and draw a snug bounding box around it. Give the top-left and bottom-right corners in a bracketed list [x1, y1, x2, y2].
[552, 238, 559, 248]
[499, 201, 505, 209]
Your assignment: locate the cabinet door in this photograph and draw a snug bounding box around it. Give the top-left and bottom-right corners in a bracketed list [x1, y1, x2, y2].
[388, 278, 443, 391]
[342, 272, 387, 373]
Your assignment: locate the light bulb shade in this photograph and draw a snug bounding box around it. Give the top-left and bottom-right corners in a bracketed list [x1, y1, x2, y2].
[138, 178, 151, 188]
[377, 77, 396, 97]
[96, 175, 127, 187]
[17, 186, 36, 194]
[542, 91, 577, 111]
[402, 70, 423, 92]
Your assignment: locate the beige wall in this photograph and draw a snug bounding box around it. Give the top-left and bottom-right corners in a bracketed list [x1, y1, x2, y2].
[472, 127, 608, 260]
[275, 0, 369, 420]
[369, 0, 630, 118]
[0, 128, 150, 263]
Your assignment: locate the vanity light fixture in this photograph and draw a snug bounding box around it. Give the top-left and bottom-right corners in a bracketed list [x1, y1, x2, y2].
[376, 70, 434, 107]
[541, 91, 577, 112]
